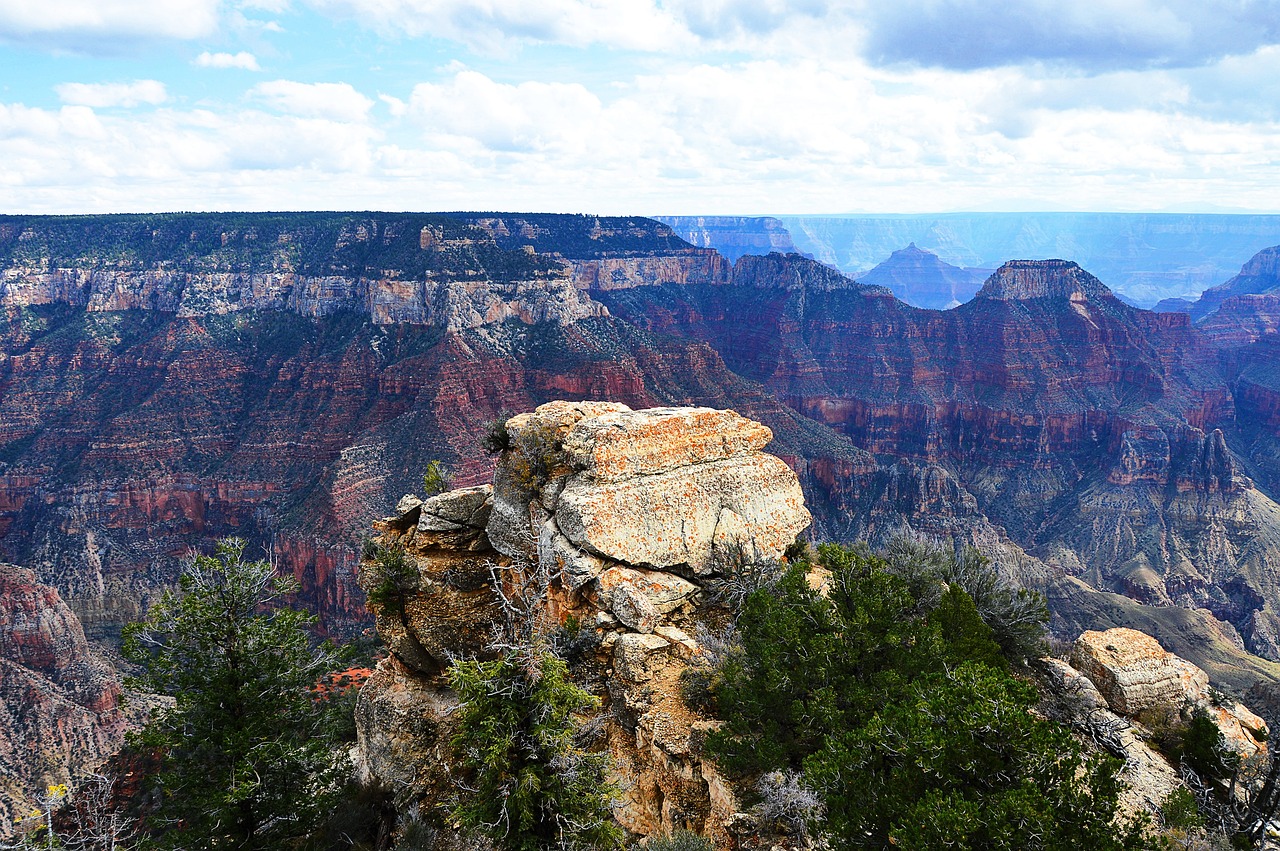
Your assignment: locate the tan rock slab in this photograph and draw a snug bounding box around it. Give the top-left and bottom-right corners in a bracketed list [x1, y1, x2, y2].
[1071, 627, 1210, 715]
[563, 406, 772, 483]
[556, 454, 809, 574]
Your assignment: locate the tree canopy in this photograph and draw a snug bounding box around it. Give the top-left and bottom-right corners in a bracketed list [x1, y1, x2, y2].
[705, 542, 1149, 850]
[122, 538, 348, 850]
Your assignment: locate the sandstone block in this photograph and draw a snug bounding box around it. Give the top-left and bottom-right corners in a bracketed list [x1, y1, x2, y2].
[396, 493, 423, 515]
[417, 485, 491, 531]
[556, 455, 810, 574]
[613, 632, 670, 682]
[562, 406, 772, 483]
[1071, 627, 1210, 715]
[1038, 658, 1106, 709]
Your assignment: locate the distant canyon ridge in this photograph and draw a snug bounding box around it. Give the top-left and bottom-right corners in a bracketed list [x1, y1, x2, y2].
[6, 211, 1280, 696]
[658, 212, 1280, 308]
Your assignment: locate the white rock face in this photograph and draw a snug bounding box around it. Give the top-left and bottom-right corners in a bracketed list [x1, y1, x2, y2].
[487, 402, 811, 578]
[562, 406, 772, 483]
[555, 454, 808, 574]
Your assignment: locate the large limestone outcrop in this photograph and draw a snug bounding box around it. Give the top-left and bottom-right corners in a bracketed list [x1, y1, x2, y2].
[1069, 627, 1267, 759]
[353, 402, 812, 846]
[490, 402, 810, 580]
[1071, 628, 1212, 715]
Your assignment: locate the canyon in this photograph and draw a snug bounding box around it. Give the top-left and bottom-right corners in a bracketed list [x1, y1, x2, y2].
[4, 211, 1280, 699]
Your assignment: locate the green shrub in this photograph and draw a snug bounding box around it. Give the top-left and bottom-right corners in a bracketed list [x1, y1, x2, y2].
[705, 542, 1150, 850]
[1161, 787, 1204, 832]
[482, 413, 513, 455]
[448, 648, 623, 851]
[422, 459, 451, 496]
[647, 830, 713, 851]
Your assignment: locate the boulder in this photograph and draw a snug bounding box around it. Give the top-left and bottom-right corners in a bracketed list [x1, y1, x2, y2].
[613, 632, 671, 683]
[562, 406, 772, 483]
[417, 485, 492, 531]
[556, 454, 809, 575]
[1071, 628, 1210, 714]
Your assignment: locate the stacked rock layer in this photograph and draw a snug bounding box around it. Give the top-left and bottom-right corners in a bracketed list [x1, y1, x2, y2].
[353, 402, 810, 845]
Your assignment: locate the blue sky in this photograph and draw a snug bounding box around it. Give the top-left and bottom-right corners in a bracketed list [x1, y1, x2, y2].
[3, 0, 1280, 215]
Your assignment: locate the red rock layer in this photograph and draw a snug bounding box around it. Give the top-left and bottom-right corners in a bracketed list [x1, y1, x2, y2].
[0, 564, 126, 837]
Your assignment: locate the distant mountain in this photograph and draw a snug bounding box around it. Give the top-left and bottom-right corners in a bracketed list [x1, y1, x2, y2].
[653, 216, 800, 262]
[778, 213, 1280, 307]
[1190, 245, 1280, 322]
[1154, 297, 1194, 313]
[856, 243, 990, 309]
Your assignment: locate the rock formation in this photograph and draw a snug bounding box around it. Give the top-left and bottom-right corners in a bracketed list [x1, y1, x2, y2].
[778, 212, 1280, 306]
[1190, 245, 1280, 323]
[1069, 628, 1266, 758]
[354, 402, 810, 846]
[654, 216, 800, 263]
[856, 243, 990, 309]
[0, 564, 129, 837]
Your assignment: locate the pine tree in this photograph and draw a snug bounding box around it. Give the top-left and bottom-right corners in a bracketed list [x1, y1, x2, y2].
[122, 538, 347, 850]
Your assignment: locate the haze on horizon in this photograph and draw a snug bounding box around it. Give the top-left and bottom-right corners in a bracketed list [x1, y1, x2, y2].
[2, 0, 1280, 216]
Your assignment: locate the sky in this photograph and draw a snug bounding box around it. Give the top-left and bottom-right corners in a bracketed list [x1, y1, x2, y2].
[3, 0, 1280, 215]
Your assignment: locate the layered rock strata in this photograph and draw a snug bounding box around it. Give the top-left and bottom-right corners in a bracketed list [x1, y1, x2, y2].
[0, 564, 129, 837]
[354, 403, 811, 845]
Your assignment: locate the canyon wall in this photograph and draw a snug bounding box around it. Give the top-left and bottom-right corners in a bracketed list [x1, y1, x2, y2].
[5, 212, 1280, 693]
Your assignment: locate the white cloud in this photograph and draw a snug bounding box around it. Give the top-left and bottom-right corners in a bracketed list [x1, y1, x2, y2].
[857, 0, 1280, 71]
[195, 50, 260, 70]
[0, 0, 223, 48]
[249, 80, 373, 122]
[303, 0, 694, 52]
[408, 71, 605, 152]
[55, 80, 168, 108]
[6, 48, 1280, 215]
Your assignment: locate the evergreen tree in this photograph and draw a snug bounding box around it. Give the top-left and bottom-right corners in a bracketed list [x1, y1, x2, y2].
[706, 543, 1150, 850]
[448, 647, 623, 851]
[122, 538, 347, 850]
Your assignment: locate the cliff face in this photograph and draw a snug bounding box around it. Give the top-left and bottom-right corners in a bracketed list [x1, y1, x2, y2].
[7, 212, 1280, 684]
[1190, 245, 1280, 323]
[0, 563, 128, 837]
[599, 255, 1280, 664]
[653, 216, 800, 263]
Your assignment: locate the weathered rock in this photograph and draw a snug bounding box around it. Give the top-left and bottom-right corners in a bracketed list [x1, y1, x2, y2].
[352, 655, 458, 802]
[538, 520, 609, 592]
[556, 455, 810, 575]
[562, 406, 772, 483]
[357, 546, 502, 676]
[417, 485, 492, 533]
[487, 401, 632, 560]
[613, 632, 672, 683]
[596, 566, 698, 635]
[395, 494, 423, 515]
[1071, 628, 1210, 715]
[0, 565, 129, 837]
[1039, 657, 1106, 710]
